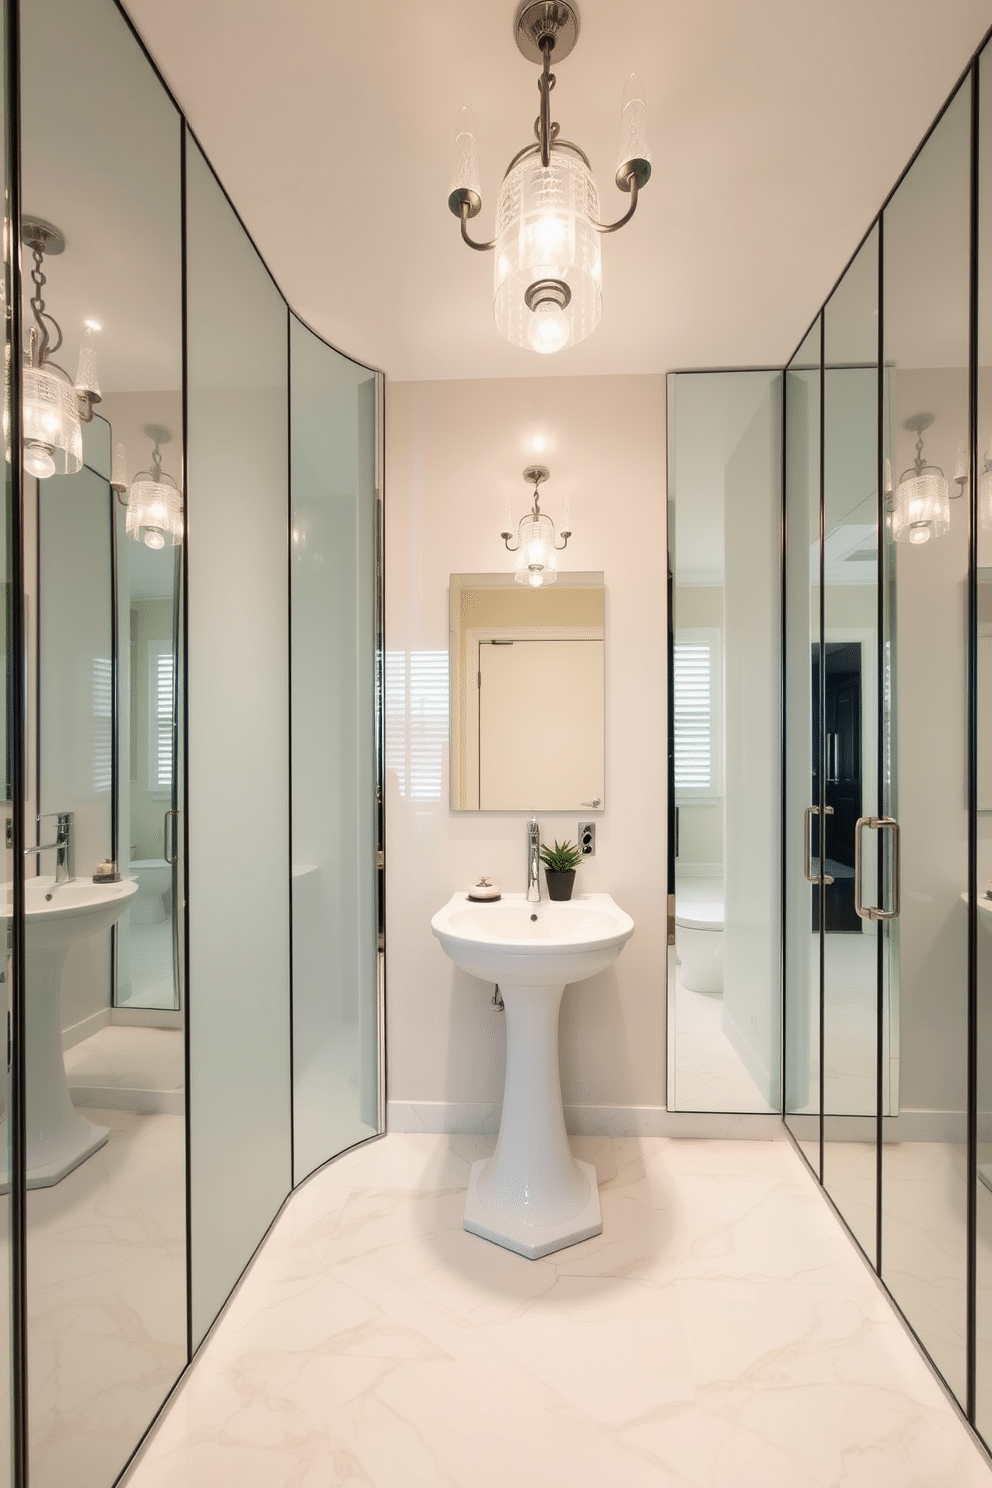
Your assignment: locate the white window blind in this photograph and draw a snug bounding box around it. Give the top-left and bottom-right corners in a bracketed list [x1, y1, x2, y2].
[148, 638, 175, 795]
[673, 628, 722, 797]
[385, 649, 448, 802]
[92, 657, 112, 793]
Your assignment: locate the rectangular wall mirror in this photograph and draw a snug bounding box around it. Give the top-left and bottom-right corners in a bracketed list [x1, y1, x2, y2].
[449, 571, 605, 812]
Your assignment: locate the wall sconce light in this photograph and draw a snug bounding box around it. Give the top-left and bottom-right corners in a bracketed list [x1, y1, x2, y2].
[501, 465, 571, 585]
[448, 0, 651, 355]
[21, 218, 101, 479]
[889, 413, 950, 545]
[113, 425, 183, 549]
[980, 443, 992, 531]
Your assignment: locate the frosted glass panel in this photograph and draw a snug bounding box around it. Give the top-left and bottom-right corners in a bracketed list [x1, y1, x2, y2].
[290, 317, 379, 1182]
[186, 140, 291, 1346]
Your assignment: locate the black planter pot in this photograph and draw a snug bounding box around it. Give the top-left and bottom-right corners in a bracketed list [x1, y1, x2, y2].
[544, 869, 576, 902]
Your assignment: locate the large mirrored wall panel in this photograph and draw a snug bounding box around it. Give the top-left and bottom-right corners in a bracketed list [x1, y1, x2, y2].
[289, 317, 379, 1182]
[784, 319, 823, 1171]
[975, 39, 992, 1446]
[185, 137, 292, 1349]
[667, 369, 781, 1113]
[880, 79, 971, 1405]
[820, 227, 880, 1263]
[19, 2, 186, 1484]
[1, 0, 12, 1477]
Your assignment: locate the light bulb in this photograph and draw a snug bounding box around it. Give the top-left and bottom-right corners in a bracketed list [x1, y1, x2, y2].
[449, 105, 481, 206]
[909, 525, 931, 545]
[144, 529, 166, 550]
[112, 442, 127, 489]
[528, 570, 544, 588]
[24, 442, 55, 479]
[527, 301, 570, 355]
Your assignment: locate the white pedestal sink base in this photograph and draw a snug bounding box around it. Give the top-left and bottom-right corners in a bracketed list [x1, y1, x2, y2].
[0, 1117, 108, 1193]
[462, 979, 603, 1259]
[464, 1156, 602, 1259]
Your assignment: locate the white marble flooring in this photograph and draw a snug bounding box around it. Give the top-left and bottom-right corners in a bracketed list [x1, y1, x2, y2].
[671, 967, 772, 1113]
[24, 1105, 186, 1488]
[124, 1133, 992, 1488]
[64, 1026, 184, 1114]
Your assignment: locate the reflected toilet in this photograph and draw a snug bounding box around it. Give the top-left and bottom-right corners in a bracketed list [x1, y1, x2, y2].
[130, 857, 172, 924]
[675, 880, 724, 994]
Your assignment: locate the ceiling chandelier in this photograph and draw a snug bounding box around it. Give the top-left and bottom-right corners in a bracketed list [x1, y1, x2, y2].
[448, 0, 651, 355]
[501, 465, 571, 585]
[21, 218, 101, 480]
[888, 413, 950, 545]
[113, 425, 184, 549]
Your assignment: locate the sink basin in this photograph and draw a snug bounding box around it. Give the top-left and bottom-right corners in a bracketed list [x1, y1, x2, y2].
[1, 874, 138, 1190]
[432, 890, 634, 1260]
[430, 891, 634, 987]
[7, 874, 139, 951]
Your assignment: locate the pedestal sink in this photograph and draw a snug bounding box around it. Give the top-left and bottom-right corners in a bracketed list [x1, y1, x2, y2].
[431, 891, 634, 1259]
[1, 875, 138, 1190]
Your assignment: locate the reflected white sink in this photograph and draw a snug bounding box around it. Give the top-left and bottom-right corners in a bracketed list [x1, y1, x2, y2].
[9, 874, 139, 951]
[430, 891, 634, 987]
[1, 874, 138, 1190]
[432, 890, 634, 1260]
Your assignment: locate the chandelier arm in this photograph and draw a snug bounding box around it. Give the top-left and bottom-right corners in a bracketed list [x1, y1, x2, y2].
[538, 38, 555, 168]
[459, 202, 495, 252]
[501, 533, 521, 552]
[591, 176, 640, 235]
[554, 532, 571, 551]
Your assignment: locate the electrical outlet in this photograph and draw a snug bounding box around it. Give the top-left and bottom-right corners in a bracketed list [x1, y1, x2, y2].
[578, 822, 595, 856]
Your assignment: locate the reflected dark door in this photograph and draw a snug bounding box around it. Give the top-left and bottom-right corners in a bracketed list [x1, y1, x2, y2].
[811, 642, 863, 933]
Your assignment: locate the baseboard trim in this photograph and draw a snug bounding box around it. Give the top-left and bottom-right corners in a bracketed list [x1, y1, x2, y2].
[387, 1100, 784, 1140]
[70, 1085, 184, 1117]
[61, 1006, 110, 1052]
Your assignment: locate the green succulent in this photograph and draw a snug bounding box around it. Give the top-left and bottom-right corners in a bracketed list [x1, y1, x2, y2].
[539, 838, 583, 873]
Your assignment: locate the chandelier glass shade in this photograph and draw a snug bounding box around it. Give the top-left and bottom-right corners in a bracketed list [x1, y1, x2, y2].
[449, 1, 650, 355]
[495, 146, 602, 354]
[117, 428, 184, 549]
[890, 416, 950, 545]
[22, 363, 82, 479]
[20, 219, 100, 480]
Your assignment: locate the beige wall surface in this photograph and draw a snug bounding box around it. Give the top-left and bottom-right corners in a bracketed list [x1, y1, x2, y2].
[386, 373, 668, 1122]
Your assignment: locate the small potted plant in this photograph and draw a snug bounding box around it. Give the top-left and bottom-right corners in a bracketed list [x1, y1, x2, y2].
[539, 838, 583, 901]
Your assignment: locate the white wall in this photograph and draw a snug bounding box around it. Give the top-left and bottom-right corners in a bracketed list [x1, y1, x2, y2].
[385, 374, 668, 1130]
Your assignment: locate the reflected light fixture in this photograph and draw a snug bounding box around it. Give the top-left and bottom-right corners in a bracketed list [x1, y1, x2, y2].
[980, 441, 992, 531]
[890, 413, 950, 545]
[21, 218, 101, 479]
[448, 0, 651, 355]
[501, 465, 571, 585]
[114, 425, 183, 549]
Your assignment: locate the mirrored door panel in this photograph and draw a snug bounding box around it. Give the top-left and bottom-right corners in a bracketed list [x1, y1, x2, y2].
[974, 39, 992, 1444]
[784, 318, 823, 1171]
[820, 227, 880, 1262]
[20, 1, 187, 1483]
[667, 369, 780, 1113]
[880, 76, 971, 1405]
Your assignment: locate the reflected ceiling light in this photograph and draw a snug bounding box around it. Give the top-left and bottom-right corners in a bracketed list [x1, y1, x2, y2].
[448, 0, 651, 355]
[980, 442, 992, 531]
[890, 413, 950, 546]
[21, 218, 101, 480]
[501, 465, 571, 585]
[113, 425, 183, 549]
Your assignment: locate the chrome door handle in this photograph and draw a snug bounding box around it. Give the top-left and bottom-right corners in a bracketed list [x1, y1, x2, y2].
[163, 809, 179, 867]
[803, 804, 834, 885]
[855, 815, 900, 921]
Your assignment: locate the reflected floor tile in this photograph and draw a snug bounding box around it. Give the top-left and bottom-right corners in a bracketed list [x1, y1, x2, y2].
[124, 1134, 992, 1488]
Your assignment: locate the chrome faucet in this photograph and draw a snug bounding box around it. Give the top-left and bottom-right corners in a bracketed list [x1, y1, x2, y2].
[526, 818, 541, 902]
[27, 812, 74, 884]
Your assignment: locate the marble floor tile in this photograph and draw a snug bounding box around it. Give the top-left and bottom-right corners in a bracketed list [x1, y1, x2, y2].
[123, 1133, 992, 1488]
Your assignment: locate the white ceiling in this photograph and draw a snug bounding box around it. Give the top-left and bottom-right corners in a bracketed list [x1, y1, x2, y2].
[120, 0, 992, 382]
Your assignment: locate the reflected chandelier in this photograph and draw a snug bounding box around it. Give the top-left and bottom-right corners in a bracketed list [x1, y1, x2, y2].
[501, 465, 570, 585]
[21, 218, 101, 480]
[113, 425, 184, 549]
[448, 0, 651, 355]
[888, 413, 950, 546]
